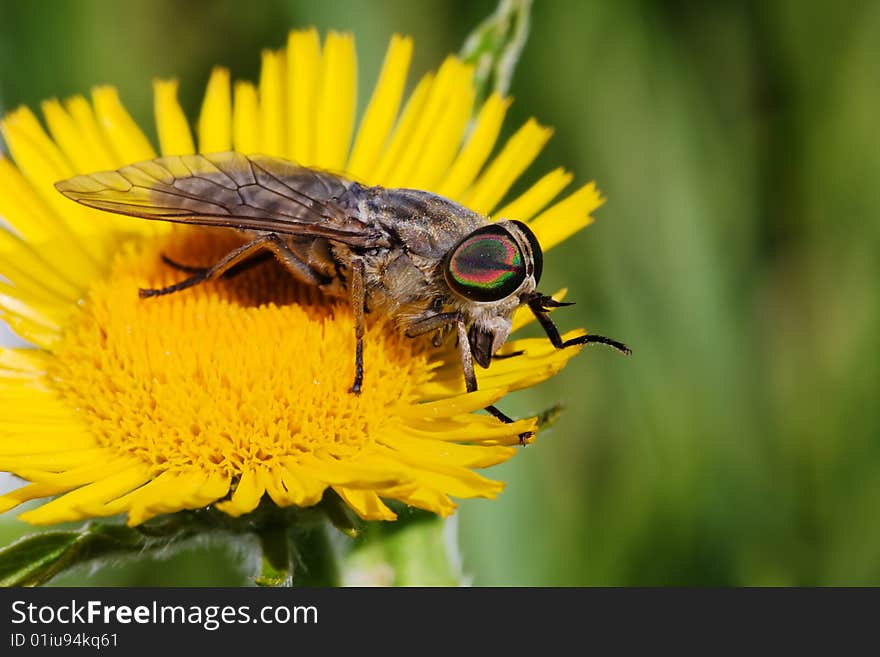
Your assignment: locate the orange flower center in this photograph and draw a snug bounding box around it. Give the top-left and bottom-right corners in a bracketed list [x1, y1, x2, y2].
[48, 228, 433, 478]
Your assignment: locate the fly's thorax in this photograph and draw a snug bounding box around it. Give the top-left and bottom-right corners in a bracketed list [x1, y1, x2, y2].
[361, 187, 486, 258]
[356, 245, 447, 327]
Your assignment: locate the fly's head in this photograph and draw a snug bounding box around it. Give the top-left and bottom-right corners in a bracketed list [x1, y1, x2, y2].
[442, 220, 545, 368]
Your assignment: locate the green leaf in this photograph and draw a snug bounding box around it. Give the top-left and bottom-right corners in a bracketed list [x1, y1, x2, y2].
[0, 524, 149, 587]
[460, 0, 532, 105]
[0, 512, 228, 587]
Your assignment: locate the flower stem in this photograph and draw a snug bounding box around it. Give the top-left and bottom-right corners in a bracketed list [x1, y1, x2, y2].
[291, 523, 340, 586]
[460, 0, 532, 104]
[255, 525, 293, 587]
[254, 520, 340, 587]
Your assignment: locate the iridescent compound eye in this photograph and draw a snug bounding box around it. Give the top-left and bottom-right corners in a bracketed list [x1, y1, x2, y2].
[510, 220, 543, 285]
[444, 225, 527, 302]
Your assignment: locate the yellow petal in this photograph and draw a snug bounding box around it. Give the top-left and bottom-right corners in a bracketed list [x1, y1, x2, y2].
[383, 57, 473, 188]
[0, 447, 109, 472]
[381, 432, 515, 469]
[286, 28, 321, 164]
[0, 346, 50, 373]
[100, 470, 177, 518]
[396, 387, 509, 419]
[154, 78, 196, 156]
[379, 483, 457, 517]
[0, 456, 141, 514]
[298, 453, 404, 489]
[259, 463, 324, 508]
[232, 81, 260, 153]
[529, 181, 604, 251]
[0, 281, 67, 328]
[462, 118, 553, 214]
[437, 92, 511, 201]
[402, 60, 476, 190]
[494, 167, 573, 221]
[64, 95, 119, 170]
[259, 49, 286, 157]
[215, 467, 264, 516]
[0, 430, 96, 455]
[1, 108, 109, 261]
[125, 470, 229, 526]
[371, 72, 434, 184]
[277, 459, 326, 507]
[333, 487, 397, 521]
[0, 226, 82, 301]
[398, 415, 536, 444]
[0, 303, 61, 348]
[0, 155, 64, 244]
[347, 34, 413, 180]
[198, 67, 232, 153]
[367, 450, 505, 499]
[91, 86, 156, 163]
[18, 464, 151, 524]
[315, 31, 357, 170]
[41, 99, 96, 174]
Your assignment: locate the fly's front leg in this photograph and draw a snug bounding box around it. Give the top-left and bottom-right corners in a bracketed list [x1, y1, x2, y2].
[451, 316, 532, 443]
[404, 312, 477, 392]
[527, 295, 631, 355]
[454, 314, 478, 394]
[349, 258, 366, 395]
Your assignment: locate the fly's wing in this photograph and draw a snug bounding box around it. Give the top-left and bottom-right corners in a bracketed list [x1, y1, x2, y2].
[54, 152, 386, 247]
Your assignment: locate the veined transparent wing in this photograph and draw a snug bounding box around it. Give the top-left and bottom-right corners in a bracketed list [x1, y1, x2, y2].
[54, 152, 385, 247]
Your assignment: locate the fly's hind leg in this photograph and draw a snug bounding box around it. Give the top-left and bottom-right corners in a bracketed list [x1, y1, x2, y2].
[161, 254, 206, 274]
[140, 234, 326, 298]
[161, 252, 274, 279]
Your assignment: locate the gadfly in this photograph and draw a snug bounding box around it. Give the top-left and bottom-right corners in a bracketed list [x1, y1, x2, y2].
[56, 152, 630, 440]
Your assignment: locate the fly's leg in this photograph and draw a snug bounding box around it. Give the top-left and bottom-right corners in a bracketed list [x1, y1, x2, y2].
[482, 405, 533, 445]
[405, 313, 460, 338]
[449, 317, 533, 443]
[349, 258, 366, 395]
[566, 334, 632, 353]
[491, 349, 525, 360]
[406, 312, 478, 391]
[406, 312, 533, 445]
[140, 234, 326, 298]
[161, 255, 205, 274]
[161, 252, 274, 279]
[527, 295, 631, 355]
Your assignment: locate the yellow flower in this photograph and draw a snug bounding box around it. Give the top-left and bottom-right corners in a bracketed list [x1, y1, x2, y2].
[0, 30, 603, 527]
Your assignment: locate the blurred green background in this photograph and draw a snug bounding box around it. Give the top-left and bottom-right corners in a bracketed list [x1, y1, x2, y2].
[1, 0, 878, 586]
